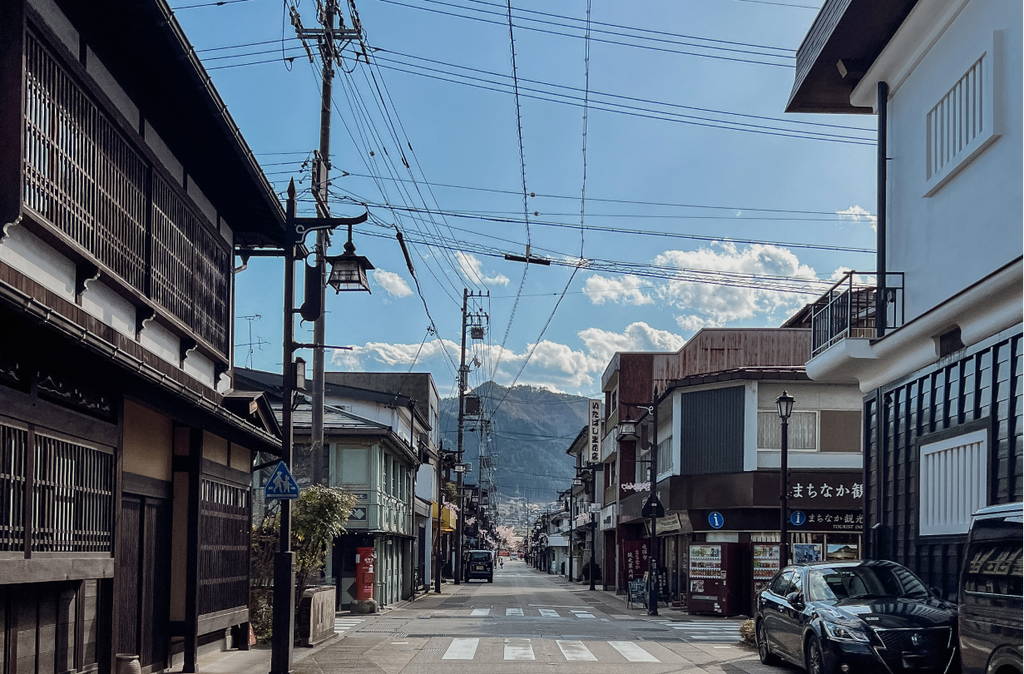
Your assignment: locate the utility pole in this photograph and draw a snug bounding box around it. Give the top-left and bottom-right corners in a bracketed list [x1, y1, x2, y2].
[455, 289, 468, 585]
[453, 289, 488, 584]
[291, 1, 364, 487]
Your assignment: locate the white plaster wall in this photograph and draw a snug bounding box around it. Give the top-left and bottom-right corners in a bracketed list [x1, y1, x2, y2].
[85, 48, 139, 130]
[183, 350, 215, 388]
[0, 224, 75, 301]
[884, 0, 1023, 321]
[139, 320, 180, 368]
[144, 121, 184, 186]
[187, 179, 217, 227]
[416, 462, 435, 499]
[27, 0, 77, 55]
[81, 280, 135, 338]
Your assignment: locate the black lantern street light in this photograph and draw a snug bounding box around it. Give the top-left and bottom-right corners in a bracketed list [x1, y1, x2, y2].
[617, 401, 661, 617]
[268, 180, 372, 674]
[776, 391, 795, 567]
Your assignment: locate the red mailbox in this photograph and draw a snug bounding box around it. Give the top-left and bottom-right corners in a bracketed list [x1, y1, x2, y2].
[355, 547, 376, 601]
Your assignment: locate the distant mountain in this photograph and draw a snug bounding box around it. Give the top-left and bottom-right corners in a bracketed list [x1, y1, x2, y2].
[440, 381, 591, 507]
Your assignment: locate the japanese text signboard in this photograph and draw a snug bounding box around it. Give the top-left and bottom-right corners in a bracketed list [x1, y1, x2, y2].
[588, 400, 601, 464]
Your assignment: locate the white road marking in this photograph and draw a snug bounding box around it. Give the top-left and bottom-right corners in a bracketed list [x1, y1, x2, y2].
[506, 608, 524, 616]
[557, 640, 597, 662]
[504, 639, 535, 660]
[538, 609, 560, 618]
[470, 608, 490, 617]
[442, 638, 479, 660]
[610, 615, 636, 620]
[608, 641, 659, 663]
[574, 613, 596, 619]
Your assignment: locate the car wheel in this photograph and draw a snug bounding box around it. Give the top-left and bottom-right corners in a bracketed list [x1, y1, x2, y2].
[756, 621, 780, 665]
[806, 635, 831, 674]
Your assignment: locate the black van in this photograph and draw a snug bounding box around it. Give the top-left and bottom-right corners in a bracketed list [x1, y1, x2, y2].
[959, 502, 1023, 674]
[465, 550, 494, 582]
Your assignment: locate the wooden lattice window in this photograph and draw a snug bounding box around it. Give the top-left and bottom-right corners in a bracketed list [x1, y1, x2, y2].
[198, 479, 250, 614]
[22, 31, 147, 294]
[21, 30, 230, 356]
[31, 433, 114, 553]
[0, 423, 28, 552]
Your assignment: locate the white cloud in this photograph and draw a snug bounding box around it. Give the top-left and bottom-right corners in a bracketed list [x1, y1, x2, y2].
[372, 269, 412, 298]
[456, 252, 510, 286]
[582, 274, 653, 305]
[329, 321, 684, 394]
[654, 242, 818, 326]
[675, 315, 723, 332]
[836, 205, 877, 231]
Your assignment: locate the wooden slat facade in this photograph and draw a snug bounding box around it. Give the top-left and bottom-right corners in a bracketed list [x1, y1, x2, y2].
[864, 330, 1023, 597]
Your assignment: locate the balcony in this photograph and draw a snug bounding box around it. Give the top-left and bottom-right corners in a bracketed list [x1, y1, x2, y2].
[811, 271, 904, 357]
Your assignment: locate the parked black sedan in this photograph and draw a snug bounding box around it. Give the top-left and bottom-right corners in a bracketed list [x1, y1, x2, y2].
[755, 559, 958, 674]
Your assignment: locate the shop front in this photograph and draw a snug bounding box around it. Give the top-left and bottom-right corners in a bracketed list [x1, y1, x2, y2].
[666, 470, 864, 616]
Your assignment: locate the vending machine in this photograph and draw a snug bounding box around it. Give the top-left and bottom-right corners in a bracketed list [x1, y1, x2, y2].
[751, 544, 781, 613]
[687, 542, 745, 616]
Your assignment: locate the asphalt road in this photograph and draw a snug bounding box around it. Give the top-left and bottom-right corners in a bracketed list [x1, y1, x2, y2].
[295, 559, 789, 674]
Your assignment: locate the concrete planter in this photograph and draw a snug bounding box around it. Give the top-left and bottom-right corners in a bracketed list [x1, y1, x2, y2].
[115, 654, 141, 674]
[297, 585, 337, 646]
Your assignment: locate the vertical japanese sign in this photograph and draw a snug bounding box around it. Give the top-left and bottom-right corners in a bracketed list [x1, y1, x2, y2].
[588, 399, 601, 464]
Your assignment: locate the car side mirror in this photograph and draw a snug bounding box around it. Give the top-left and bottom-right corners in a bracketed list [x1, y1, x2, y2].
[786, 591, 804, 607]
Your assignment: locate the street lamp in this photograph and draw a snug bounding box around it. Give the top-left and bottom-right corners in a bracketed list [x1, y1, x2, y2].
[325, 225, 374, 293]
[776, 391, 795, 567]
[270, 180, 371, 674]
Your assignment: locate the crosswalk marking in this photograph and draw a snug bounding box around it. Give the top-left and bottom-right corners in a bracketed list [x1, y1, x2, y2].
[505, 608, 524, 617]
[470, 608, 490, 617]
[610, 614, 636, 620]
[608, 641, 659, 663]
[538, 609, 560, 618]
[334, 618, 364, 632]
[557, 640, 597, 662]
[442, 638, 479, 660]
[503, 639, 535, 661]
[574, 612, 596, 619]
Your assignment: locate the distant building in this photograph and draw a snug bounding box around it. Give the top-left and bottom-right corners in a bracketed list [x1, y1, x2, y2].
[237, 369, 438, 608]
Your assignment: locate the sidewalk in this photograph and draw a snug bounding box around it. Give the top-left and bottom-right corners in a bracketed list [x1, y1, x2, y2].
[171, 583, 461, 674]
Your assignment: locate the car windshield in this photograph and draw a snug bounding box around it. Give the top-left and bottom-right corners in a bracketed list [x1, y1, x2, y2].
[807, 565, 931, 601]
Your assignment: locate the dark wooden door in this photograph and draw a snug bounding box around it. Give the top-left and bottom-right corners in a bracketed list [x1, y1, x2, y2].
[115, 495, 171, 667]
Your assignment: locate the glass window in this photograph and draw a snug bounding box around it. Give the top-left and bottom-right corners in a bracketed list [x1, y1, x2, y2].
[758, 411, 817, 450]
[964, 538, 1023, 597]
[806, 564, 929, 601]
[770, 569, 796, 596]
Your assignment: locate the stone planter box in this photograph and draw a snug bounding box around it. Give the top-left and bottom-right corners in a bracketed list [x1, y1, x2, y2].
[297, 585, 336, 646]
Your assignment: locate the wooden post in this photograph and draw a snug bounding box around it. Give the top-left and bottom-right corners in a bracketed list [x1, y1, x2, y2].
[183, 427, 203, 672]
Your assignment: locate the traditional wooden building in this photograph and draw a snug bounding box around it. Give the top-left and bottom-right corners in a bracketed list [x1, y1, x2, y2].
[788, 0, 1022, 596]
[0, 0, 284, 670]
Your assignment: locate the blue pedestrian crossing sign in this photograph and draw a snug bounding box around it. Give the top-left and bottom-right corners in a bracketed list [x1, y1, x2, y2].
[264, 462, 300, 500]
[791, 511, 807, 526]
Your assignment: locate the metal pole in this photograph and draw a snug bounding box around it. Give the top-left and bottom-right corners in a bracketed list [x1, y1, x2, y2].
[589, 484, 597, 591]
[271, 182, 298, 674]
[648, 399, 659, 616]
[876, 80, 889, 338]
[454, 289, 468, 584]
[780, 416, 790, 567]
[434, 449, 443, 593]
[311, 1, 338, 488]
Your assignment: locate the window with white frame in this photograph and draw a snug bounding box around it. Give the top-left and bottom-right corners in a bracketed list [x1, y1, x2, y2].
[924, 31, 1003, 197]
[757, 411, 817, 450]
[919, 429, 988, 536]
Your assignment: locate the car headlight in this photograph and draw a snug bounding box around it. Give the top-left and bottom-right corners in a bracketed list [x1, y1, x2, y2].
[821, 620, 871, 643]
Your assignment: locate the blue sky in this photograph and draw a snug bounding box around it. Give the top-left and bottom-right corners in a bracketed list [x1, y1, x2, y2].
[174, 0, 878, 399]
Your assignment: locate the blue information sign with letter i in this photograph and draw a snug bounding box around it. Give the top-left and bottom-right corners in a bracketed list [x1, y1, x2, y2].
[264, 461, 300, 500]
[708, 511, 725, 529]
[790, 511, 807, 526]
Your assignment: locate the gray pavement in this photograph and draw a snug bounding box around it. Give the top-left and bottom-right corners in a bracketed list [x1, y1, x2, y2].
[291, 559, 785, 673]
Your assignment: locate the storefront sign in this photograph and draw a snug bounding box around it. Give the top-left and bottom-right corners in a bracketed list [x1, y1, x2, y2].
[588, 400, 601, 463]
[622, 539, 649, 583]
[791, 510, 863, 531]
[787, 474, 864, 508]
[708, 511, 725, 529]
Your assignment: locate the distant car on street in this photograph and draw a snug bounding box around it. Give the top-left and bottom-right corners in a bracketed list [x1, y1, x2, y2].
[959, 503, 1023, 674]
[465, 550, 494, 583]
[754, 559, 958, 674]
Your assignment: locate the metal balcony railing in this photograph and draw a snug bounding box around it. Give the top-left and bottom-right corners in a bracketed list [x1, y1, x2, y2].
[810, 271, 904, 357]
